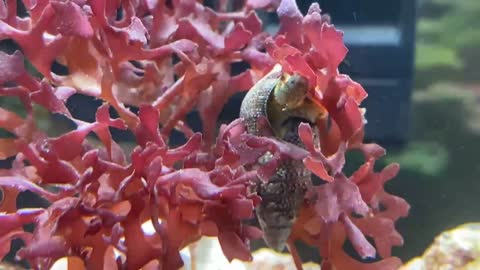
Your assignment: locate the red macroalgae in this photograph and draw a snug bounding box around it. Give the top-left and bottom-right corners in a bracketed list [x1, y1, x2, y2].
[0, 0, 409, 269]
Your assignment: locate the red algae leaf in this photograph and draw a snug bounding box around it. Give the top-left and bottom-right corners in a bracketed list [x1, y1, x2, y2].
[356, 216, 404, 258]
[0, 186, 20, 213]
[199, 221, 219, 236]
[0, 230, 32, 260]
[141, 260, 160, 270]
[361, 143, 386, 159]
[31, 82, 72, 117]
[95, 104, 127, 130]
[0, 108, 25, 134]
[326, 142, 347, 175]
[217, 119, 246, 146]
[350, 160, 373, 185]
[21, 143, 81, 184]
[0, 138, 17, 159]
[112, 16, 149, 45]
[228, 198, 254, 219]
[135, 105, 164, 147]
[176, 18, 224, 51]
[334, 98, 364, 140]
[298, 122, 317, 153]
[329, 74, 368, 105]
[164, 133, 202, 165]
[0, 176, 65, 202]
[48, 125, 92, 160]
[317, 75, 368, 143]
[131, 144, 163, 178]
[87, 0, 111, 27]
[123, 198, 164, 270]
[304, 156, 333, 182]
[330, 251, 402, 270]
[179, 203, 202, 224]
[54, 86, 77, 102]
[155, 168, 240, 200]
[242, 45, 275, 72]
[244, 134, 309, 160]
[239, 11, 263, 35]
[242, 225, 263, 240]
[225, 23, 253, 52]
[163, 206, 198, 253]
[93, 105, 127, 164]
[312, 175, 369, 223]
[196, 79, 233, 144]
[374, 191, 410, 222]
[103, 246, 119, 270]
[298, 123, 341, 181]
[164, 39, 199, 56]
[34, 197, 79, 237]
[229, 70, 255, 92]
[218, 230, 252, 262]
[246, 0, 281, 10]
[6, 6, 70, 79]
[303, 10, 347, 72]
[285, 53, 317, 86]
[149, 11, 178, 45]
[214, 120, 271, 167]
[354, 162, 400, 203]
[276, 0, 304, 47]
[50, 0, 93, 38]
[0, 51, 25, 84]
[266, 38, 303, 70]
[97, 174, 116, 202]
[0, 208, 44, 236]
[344, 79, 368, 105]
[100, 70, 139, 128]
[340, 214, 376, 259]
[0, 1, 6, 21]
[17, 235, 68, 259]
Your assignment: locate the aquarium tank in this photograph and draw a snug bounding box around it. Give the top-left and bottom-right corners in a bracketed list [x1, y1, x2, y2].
[0, 0, 479, 269]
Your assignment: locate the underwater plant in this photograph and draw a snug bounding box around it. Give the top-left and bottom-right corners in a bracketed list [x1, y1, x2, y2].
[0, 0, 410, 269]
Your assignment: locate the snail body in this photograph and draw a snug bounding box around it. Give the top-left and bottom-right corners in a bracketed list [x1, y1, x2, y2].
[240, 65, 322, 251]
